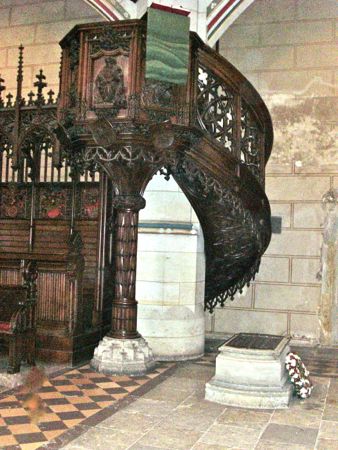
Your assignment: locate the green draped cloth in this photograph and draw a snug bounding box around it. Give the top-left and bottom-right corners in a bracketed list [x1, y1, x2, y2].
[145, 8, 190, 85]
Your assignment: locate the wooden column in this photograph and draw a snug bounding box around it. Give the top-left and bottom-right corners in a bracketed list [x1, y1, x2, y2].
[109, 194, 146, 339]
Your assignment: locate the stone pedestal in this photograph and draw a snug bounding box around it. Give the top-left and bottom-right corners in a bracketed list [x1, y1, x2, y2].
[205, 333, 292, 409]
[90, 336, 156, 375]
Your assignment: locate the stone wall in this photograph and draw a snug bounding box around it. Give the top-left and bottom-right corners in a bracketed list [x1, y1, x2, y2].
[137, 175, 205, 359]
[0, 0, 102, 97]
[209, 0, 338, 345]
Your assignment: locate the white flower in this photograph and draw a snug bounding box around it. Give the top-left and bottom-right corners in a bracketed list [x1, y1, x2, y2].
[285, 352, 313, 399]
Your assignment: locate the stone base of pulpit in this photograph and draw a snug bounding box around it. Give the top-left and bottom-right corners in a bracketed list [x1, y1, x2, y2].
[90, 336, 156, 375]
[205, 333, 292, 409]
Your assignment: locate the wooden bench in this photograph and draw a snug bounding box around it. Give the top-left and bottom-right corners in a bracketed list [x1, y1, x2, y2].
[0, 261, 38, 373]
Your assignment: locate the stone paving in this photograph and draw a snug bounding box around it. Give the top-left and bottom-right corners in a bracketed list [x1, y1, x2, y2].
[62, 357, 338, 450]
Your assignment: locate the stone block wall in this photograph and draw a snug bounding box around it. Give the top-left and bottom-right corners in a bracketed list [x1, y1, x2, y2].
[0, 0, 102, 97]
[209, 0, 338, 344]
[137, 175, 205, 359]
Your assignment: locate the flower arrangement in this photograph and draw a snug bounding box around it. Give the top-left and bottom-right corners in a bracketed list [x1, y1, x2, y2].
[285, 352, 313, 399]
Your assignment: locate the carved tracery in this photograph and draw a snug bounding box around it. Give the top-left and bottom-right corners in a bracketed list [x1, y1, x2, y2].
[241, 102, 263, 182]
[197, 65, 235, 152]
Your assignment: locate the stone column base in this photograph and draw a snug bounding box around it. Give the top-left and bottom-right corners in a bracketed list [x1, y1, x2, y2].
[90, 336, 156, 375]
[205, 333, 293, 409]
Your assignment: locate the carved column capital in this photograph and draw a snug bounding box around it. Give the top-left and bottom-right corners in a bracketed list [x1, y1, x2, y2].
[112, 194, 146, 212]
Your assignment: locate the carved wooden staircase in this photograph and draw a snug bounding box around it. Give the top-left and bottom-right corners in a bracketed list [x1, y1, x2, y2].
[0, 20, 273, 363]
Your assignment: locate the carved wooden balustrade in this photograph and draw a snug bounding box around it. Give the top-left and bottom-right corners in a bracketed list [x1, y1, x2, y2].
[0, 19, 273, 362]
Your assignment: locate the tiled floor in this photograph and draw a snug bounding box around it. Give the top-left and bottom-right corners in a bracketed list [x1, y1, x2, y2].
[0, 351, 337, 450]
[0, 363, 175, 450]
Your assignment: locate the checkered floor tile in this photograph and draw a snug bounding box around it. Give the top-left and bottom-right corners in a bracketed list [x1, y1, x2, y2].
[0, 363, 174, 450]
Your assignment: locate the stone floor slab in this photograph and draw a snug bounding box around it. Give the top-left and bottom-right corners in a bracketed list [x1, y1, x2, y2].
[193, 443, 242, 450]
[128, 445, 166, 450]
[318, 420, 338, 440]
[122, 398, 179, 417]
[271, 406, 322, 428]
[199, 423, 261, 449]
[142, 385, 192, 402]
[260, 423, 318, 446]
[134, 424, 203, 449]
[316, 438, 338, 449]
[164, 407, 220, 431]
[216, 408, 272, 429]
[255, 440, 310, 450]
[96, 410, 160, 434]
[179, 396, 226, 415]
[62, 427, 142, 450]
[323, 404, 338, 421]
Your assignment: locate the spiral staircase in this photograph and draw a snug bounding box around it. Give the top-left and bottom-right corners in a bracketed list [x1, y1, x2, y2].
[0, 20, 273, 366]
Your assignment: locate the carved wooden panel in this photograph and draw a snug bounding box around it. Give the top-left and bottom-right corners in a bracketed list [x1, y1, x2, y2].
[0, 220, 30, 253]
[37, 271, 68, 323]
[79, 185, 100, 220]
[0, 269, 21, 286]
[37, 184, 72, 219]
[0, 184, 30, 219]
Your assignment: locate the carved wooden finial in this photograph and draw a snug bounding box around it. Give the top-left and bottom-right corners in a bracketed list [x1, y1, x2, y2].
[47, 89, 55, 104]
[27, 91, 35, 106]
[17, 45, 24, 82]
[34, 69, 47, 105]
[6, 92, 13, 108]
[16, 44, 24, 102]
[0, 75, 5, 108]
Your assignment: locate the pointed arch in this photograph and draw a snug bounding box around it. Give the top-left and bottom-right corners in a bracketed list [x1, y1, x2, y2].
[83, 0, 135, 21]
[207, 0, 256, 46]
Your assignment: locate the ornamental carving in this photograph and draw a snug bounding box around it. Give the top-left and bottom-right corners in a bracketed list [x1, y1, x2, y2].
[172, 156, 269, 312]
[241, 102, 262, 182]
[0, 111, 15, 138]
[69, 38, 80, 71]
[112, 194, 146, 212]
[0, 184, 29, 218]
[94, 56, 127, 110]
[89, 27, 131, 54]
[80, 186, 100, 219]
[84, 145, 164, 167]
[197, 66, 235, 152]
[141, 80, 174, 108]
[38, 185, 71, 219]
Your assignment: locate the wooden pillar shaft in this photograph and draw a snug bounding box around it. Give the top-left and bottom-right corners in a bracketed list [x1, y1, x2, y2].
[109, 194, 145, 339]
